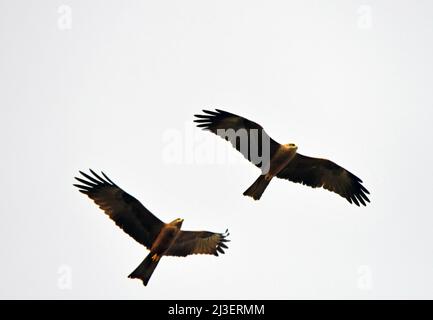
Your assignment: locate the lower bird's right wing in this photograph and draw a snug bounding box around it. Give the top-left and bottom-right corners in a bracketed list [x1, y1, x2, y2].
[165, 230, 230, 257]
[74, 170, 165, 249]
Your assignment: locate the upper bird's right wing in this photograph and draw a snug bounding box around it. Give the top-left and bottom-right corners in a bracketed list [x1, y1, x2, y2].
[74, 170, 165, 249]
[194, 109, 281, 170]
[277, 154, 370, 206]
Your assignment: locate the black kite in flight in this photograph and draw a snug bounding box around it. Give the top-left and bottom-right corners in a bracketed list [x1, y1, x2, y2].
[194, 109, 370, 206]
[74, 170, 229, 286]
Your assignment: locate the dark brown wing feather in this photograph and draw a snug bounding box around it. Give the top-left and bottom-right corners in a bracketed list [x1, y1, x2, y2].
[165, 229, 230, 257]
[73, 170, 165, 248]
[277, 154, 370, 206]
[194, 109, 281, 169]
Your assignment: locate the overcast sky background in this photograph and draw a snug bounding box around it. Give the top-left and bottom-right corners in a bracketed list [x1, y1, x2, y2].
[1, 0, 432, 299]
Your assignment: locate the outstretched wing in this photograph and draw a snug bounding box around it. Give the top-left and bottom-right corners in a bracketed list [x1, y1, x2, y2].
[277, 154, 370, 206]
[194, 109, 281, 169]
[165, 229, 230, 257]
[73, 170, 165, 248]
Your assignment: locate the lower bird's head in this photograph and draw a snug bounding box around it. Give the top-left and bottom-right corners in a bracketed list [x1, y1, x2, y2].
[170, 218, 184, 228]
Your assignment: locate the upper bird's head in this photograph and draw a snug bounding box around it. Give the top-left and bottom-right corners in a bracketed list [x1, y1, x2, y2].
[285, 143, 298, 150]
[170, 218, 184, 228]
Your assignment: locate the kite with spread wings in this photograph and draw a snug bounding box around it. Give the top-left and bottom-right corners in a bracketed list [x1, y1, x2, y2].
[194, 109, 370, 206]
[74, 170, 229, 286]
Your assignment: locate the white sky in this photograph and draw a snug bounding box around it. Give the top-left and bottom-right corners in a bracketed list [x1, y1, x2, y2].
[1, 0, 432, 299]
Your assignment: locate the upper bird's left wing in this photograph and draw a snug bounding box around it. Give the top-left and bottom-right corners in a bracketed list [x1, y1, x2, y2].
[165, 230, 230, 257]
[194, 109, 281, 170]
[74, 170, 165, 248]
[277, 153, 370, 206]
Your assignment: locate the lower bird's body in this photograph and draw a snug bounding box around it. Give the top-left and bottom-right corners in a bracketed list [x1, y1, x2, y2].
[243, 144, 297, 200]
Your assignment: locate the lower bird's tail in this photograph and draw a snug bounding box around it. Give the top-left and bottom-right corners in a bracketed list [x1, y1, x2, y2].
[128, 252, 161, 286]
[243, 175, 271, 200]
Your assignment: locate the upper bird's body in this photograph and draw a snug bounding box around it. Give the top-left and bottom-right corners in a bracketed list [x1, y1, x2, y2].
[266, 143, 298, 177]
[74, 170, 229, 286]
[194, 109, 370, 206]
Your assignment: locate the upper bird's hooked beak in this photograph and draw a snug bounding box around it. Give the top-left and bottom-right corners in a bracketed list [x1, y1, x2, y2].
[171, 218, 184, 227]
[177, 218, 184, 228]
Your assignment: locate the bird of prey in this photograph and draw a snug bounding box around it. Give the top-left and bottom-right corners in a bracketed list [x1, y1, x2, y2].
[73, 170, 229, 286]
[194, 109, 370, 206]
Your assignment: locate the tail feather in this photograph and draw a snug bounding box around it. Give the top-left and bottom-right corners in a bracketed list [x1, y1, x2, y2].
[128, 253, 160, 286]
[243, 175, 271, 200]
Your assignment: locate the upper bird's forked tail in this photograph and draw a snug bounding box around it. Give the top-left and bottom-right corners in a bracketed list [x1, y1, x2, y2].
[243, 175, 271, 200]
[128, 252, 161, 286]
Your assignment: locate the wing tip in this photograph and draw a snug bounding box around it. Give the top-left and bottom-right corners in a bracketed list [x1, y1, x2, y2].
[215, 229, 230, 255]
[73, 169, 117, 195]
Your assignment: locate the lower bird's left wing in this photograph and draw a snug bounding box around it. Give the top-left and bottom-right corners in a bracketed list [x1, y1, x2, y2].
[165, 230, 230, 257]
[73, 170, 165, 248]
[277, 153, 370, 206]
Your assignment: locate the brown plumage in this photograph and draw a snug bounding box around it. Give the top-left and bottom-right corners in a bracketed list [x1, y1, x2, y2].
[194, 109, 370, 206]
[73, 170, 229, 286]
